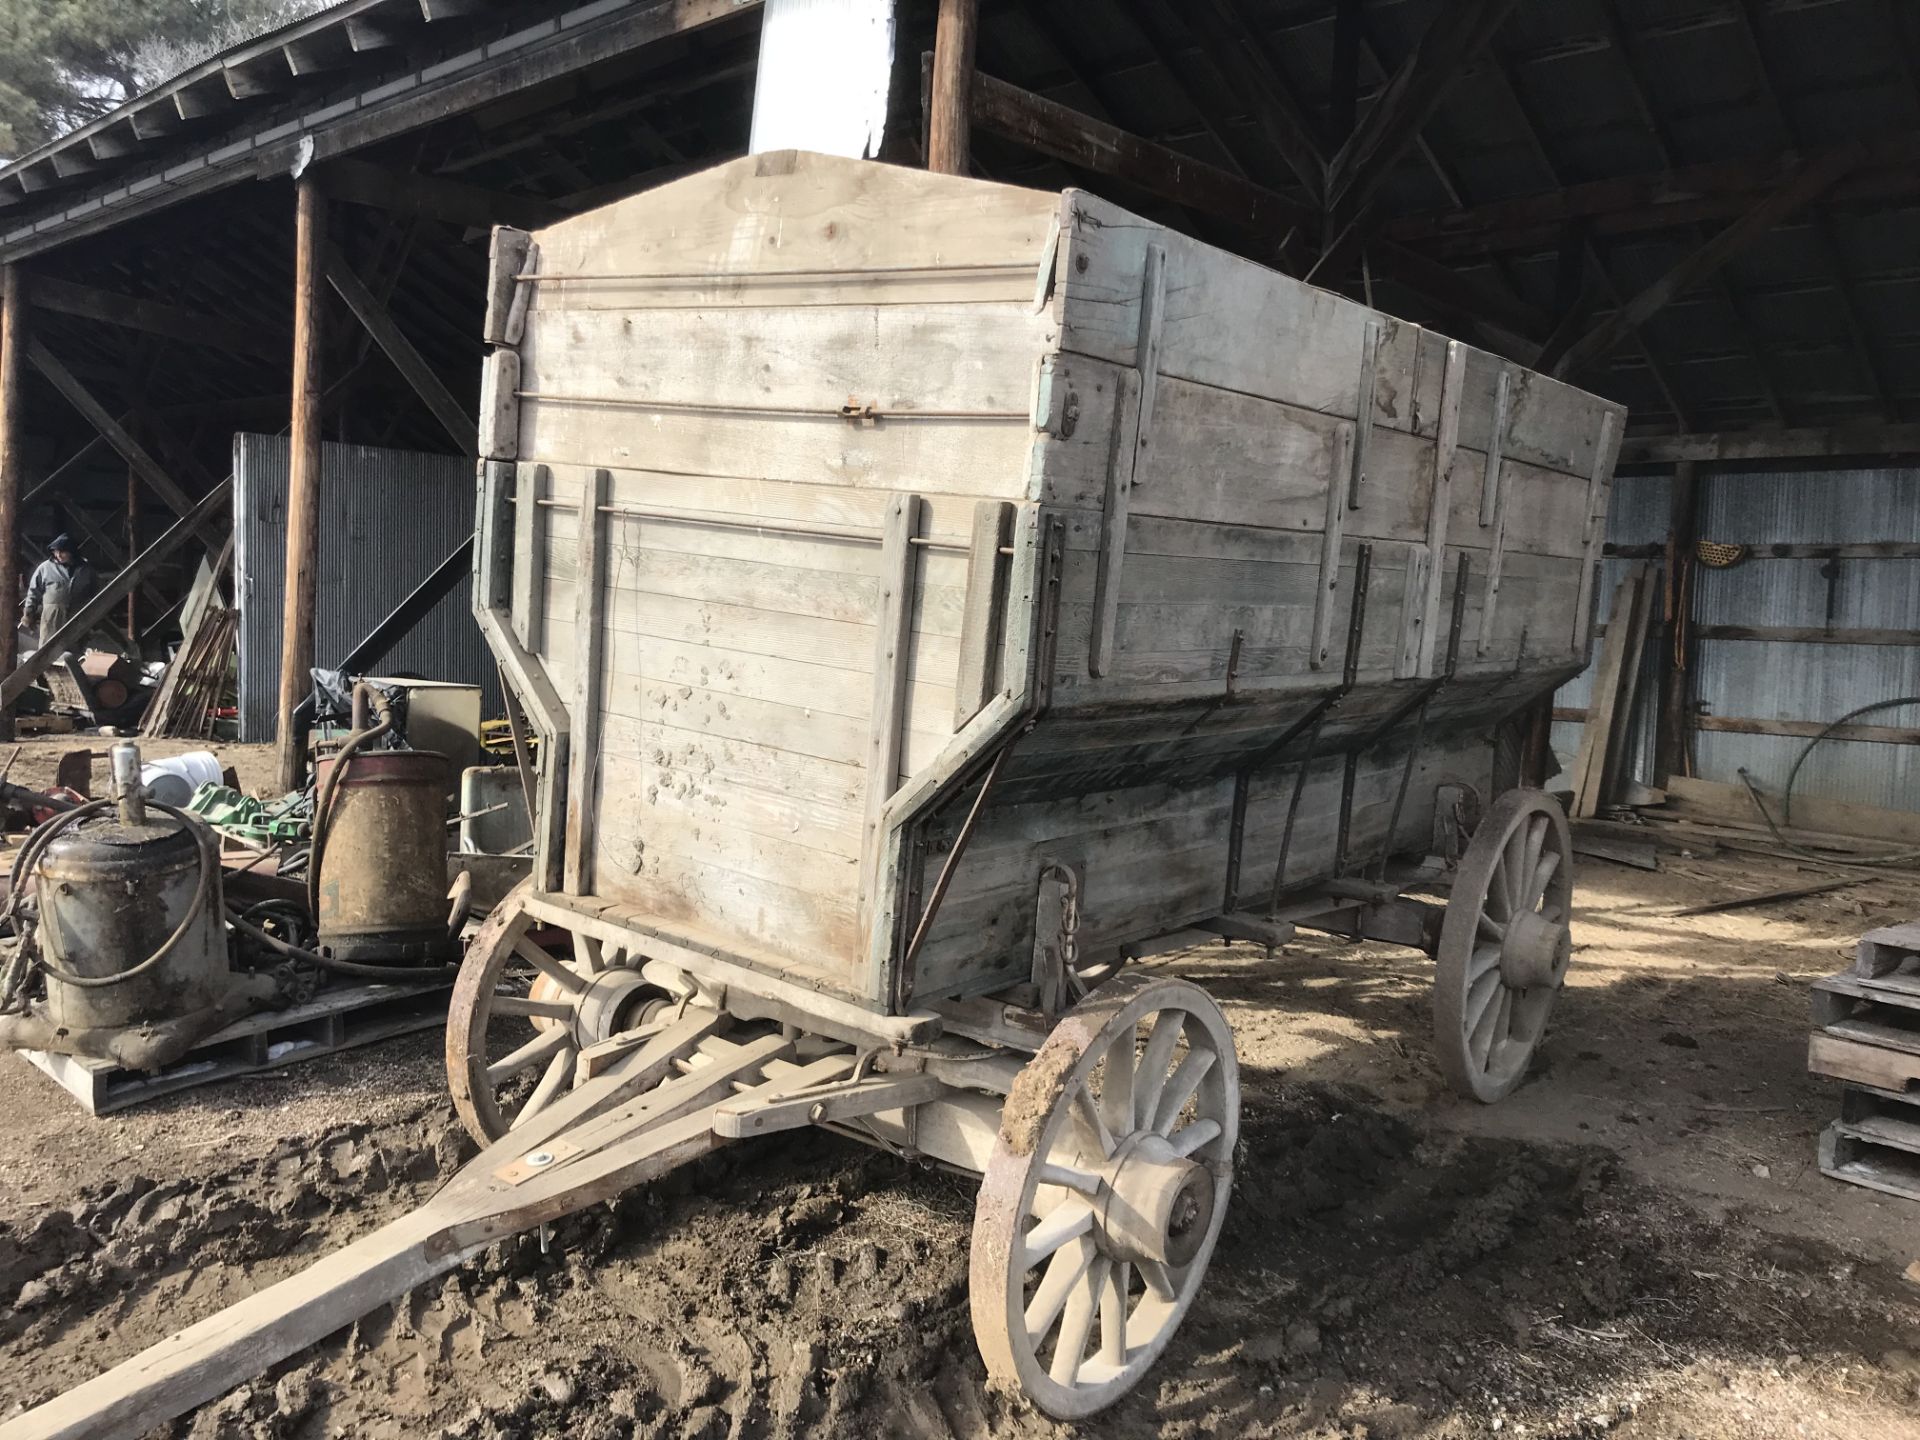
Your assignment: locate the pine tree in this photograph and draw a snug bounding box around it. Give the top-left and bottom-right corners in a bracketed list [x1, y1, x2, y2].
[0, 0, 332, 158]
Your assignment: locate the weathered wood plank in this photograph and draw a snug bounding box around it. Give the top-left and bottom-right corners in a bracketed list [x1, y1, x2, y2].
[861, 495, 920, 924]
[954, 500, 1013, 729]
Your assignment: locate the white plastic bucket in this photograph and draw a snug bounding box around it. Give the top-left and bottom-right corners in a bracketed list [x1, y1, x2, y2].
[140, 751, 223, 806]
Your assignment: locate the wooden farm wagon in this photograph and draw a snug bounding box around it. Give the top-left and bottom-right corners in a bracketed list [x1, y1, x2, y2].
[5, 152, 1622, 1435]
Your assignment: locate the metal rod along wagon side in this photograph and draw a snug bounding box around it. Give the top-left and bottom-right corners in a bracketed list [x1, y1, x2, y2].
[4, 151, 1622, 1436]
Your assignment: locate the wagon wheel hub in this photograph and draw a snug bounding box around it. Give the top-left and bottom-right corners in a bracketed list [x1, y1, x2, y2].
[529, 965, 659, 1049]
[1098, 1133, 1213, 1269]
[1497, 907, 1571, 992]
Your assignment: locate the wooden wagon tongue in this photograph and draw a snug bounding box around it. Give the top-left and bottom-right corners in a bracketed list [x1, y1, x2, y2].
[0, 1017, 877, 1440]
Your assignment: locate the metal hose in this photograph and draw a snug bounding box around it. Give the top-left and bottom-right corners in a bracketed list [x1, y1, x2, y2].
[1736, 694, 1920, 868]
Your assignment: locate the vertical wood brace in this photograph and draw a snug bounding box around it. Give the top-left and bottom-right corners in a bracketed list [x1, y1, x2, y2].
[1310, 423, 1359, 670]
[476, 459, 569, 895]
[1477, 366, 1512, 528]
[1573, 410, 1624, 655]
[563, 468, 610, 897]
[483, 227, 533, 346]
[1348, 319, 1381, 509]
[1474, 369, 1517, 656]
[1223, 770, 1251, 909]
[511, 462, 548, 653]
[862, 493, 922, 924]
[478, 350, 521, 462]
[953, 499, 1013, 729]
[1090, 244, 1166, 678]
[1412, 340, 1467, 678]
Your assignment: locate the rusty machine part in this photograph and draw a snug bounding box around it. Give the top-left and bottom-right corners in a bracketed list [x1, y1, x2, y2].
[309, 682, 461, 965]
[0, 743, 279, 1070]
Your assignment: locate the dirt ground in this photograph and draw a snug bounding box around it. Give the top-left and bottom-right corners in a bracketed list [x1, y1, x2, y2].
[0, 737, 1917, 1439]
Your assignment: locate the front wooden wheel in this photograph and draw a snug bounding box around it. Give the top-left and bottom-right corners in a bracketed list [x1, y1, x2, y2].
[1433, 789, 1574, 1103]
[446, 881, 669, 1144]
[970, 973, 1238, 1419]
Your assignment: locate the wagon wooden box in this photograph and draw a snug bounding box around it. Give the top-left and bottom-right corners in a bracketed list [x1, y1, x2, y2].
[12, 153, 1622, 1436]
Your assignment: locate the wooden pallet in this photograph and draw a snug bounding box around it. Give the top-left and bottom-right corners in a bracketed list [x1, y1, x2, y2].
[1808, 971, 1920, 1093]
[17, 979, 451, 1115]
[1820, 1086, 1920, 1203]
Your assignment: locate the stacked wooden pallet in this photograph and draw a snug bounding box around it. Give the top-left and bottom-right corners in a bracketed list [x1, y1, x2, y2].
[1809, 922, 1920, 1202]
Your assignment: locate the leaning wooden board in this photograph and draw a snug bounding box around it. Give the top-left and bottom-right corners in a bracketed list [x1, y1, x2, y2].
[487, 151, 1626, 1017]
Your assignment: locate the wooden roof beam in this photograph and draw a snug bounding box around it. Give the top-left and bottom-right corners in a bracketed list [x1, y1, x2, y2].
[969, 71, 1316, 239]
[86, 124, 142, 162]
[1621, 423, 1920, 465]
[1181, 0, 1327, 204]
[224, 55, 288, 101]
[1550, 151, 1859, 383]
[29, 276, 285, 362]
[25, 339, 227, 549]
[1320, 0, 1520, 266]
[319, 157, 571, 232]
[323, 246, 476, 455]
[1387, 131, 1920, 258]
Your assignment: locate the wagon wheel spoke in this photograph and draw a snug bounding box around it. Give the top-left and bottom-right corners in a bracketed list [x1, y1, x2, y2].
[1048, 1258, 1107, 1386]
[1531, 850, 1563, 913]
[572, 933, 605, 973]
[1024, 1235, 1096, 1344]
[510, 1048, 576, 1130]
[1150, 1047, 1215, 1136]
[485, 1026, 570, 1088]
[491, 995, 575, 1021]
[1021, 1202, 1096, 1267]
[1098, 1024, 1137, 1138]
[1100, 1260, 1132, 1368]
[512, 936, 588, 994]
[1138, 1258, 1175, 1302]
[1131, 1009, 1186, 1131]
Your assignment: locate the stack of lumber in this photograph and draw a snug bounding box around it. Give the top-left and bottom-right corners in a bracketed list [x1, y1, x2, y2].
[1809, 922, 1920, 1203]
[1569, 562, 1657, 819]
[140, 607, 237, 739]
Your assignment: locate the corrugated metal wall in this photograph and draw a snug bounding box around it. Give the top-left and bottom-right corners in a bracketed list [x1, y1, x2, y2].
[1555, 464, 1920, 814]
[1693, 466, 1920, 811]
[233, 433, 497, 742]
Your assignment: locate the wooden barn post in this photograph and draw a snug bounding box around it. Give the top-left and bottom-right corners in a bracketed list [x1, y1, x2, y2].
[928, 0, 978, 174]
[277, 176, 326, 792]
[0, 266, 25, 742]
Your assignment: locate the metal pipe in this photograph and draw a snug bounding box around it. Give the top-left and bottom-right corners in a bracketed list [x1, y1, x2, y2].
[110, 741, 144, 827]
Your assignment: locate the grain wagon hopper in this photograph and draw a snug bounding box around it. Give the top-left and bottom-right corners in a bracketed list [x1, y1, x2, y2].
[4, 151, 1622, 1435]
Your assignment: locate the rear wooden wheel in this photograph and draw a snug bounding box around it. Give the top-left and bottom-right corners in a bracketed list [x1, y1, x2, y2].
[970, 973, 1238, 1419]
[1434, 789, 1574, 1103]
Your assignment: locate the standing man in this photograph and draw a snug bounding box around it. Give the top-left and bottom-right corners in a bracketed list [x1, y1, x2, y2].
[22, 534, 97, 649]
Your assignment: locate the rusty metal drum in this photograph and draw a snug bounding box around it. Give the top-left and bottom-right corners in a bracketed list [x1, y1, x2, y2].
[313, 748, 456, 964]
[36, 811, 228, 1032]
